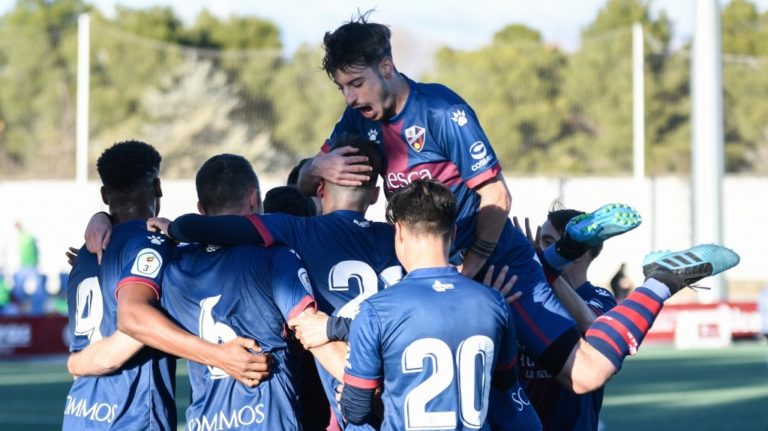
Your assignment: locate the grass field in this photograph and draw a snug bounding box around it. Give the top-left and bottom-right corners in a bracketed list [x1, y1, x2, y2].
[0, 343, 765, 430]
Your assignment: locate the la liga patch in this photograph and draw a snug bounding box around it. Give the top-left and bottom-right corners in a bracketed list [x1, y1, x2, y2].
[131, 248, 163, 278]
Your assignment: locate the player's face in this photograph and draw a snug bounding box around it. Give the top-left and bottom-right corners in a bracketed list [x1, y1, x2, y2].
[538, 220, 561, 251]
[333, 65, 394, 122]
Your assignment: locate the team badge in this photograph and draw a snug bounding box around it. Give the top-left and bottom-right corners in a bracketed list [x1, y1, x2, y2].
[131, 248, 163, 278]
[405, 125, 426, 152]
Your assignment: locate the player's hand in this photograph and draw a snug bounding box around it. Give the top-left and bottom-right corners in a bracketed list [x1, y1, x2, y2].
[85, 212, 112, 264]
[483, 265, 522, 305]
[460, 249, 488, 279]
[513, 216, 542, 254]
[288, 308, 330, 349]
[313, 146, 372, 186]
[147, 217, 172, 235]
[65, 246, 79, 267]
[214, 336, 270, 388]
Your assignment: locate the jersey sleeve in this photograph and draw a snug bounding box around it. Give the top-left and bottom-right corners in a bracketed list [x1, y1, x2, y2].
[343, 301, 383, 390]
[577, 285, 618, 317]
[269, 246, 315, 321]
[115, 234, 173, 301]
[322, 107, 363, 153]
[435, 104, 501, 189]
[246, 213, 309, 250]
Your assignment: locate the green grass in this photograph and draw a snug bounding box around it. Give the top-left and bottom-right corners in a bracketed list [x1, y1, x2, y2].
[0, 343, 766, 430]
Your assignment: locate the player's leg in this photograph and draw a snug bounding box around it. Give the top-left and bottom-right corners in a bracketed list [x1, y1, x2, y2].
[585, 244, 740, 369]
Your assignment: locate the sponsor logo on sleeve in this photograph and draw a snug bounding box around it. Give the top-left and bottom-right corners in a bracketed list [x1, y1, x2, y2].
[131, 248, 163, 278]
[405, 125, 426, 152]
[469, 141, 493, 171]
[451, 109, 468, 126]
[298, 268, 312, 294]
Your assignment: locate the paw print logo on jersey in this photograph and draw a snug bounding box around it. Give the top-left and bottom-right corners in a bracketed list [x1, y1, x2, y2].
[451, 109, 468, 126]
[147, 235, 165, 245]
[367, 128, 378, 142]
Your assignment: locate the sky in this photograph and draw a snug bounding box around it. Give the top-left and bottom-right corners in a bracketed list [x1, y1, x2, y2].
[1, 0, 767, 53]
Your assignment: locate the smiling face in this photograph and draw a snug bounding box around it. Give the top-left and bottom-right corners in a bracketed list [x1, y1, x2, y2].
[333, 60, 398, 122]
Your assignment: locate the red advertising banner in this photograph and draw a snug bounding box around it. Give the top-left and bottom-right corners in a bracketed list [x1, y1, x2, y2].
[645, 302, 760, 343]
[0, 316, 69, 357]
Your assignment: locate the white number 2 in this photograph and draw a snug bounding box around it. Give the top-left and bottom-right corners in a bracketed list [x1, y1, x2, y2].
[73, 276, 103, 342]
[199, 295, 237, 379]
[330, 260, 402, 319]
[402, 336, 494, 430]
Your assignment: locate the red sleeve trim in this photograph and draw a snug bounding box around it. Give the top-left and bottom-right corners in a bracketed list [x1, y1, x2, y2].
[287, 295, 316, 320]
[115, 276, 160, 301]
[586, 326, 623, 356]
[320, 141, 331, 154]
[343, 373, 381, 390]
[245, 214, 274, 247]
[465, 164, 501, 189]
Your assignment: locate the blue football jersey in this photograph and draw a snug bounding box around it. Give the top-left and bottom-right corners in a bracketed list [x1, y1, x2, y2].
[63, 220, 176, 431]
[521, 282, 617, 431]
[160, 243, 314, 430]
[246, 210, 402, 428]
[326, 76, 578, 365]
[344, 267, 518, 431]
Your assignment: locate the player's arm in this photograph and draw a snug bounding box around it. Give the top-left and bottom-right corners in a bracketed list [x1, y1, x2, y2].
[340, 303, 382, 426]
[149, 214, 263, 246]
[308, 338, 347, 382]
[550, 277, 597, 334]
[84, 212, 112, 263]
[116, 283, 270, 387]
[67, 330, 143, 377]
[461, 173, 512, 279]
[289, 308, 348, 381]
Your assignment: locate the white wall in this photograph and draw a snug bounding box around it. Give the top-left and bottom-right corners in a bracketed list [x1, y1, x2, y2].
[1, 176, 765, 297]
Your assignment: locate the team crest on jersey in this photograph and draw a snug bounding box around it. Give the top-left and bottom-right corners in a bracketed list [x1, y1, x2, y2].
[405, 125, 426, 152]
[131, 248, 162, 278]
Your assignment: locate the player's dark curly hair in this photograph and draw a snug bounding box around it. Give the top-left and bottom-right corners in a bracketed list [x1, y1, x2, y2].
[322, 10, 392, 78]
[386, 179, 455, 241]
[96, 140, 161, 191]
[548, 203, 602, 259]
[196, 154, 259, 213]
[328, 133, 382, 189]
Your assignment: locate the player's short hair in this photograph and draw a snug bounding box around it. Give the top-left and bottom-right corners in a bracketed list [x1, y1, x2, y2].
[96, 140, 161, 191]
[264, 186, 317, 216]
[287, 158, 312, 186]
[386, 179, 455, 241]
[548, 206, 603, 259]
[196, 154, 259, 213]
[322, 10, 392, 78]
[328, 133, 381, 189]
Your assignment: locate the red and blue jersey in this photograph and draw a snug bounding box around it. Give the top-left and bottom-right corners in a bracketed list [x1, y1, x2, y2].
[326, 76, 580, 370]
[326, 76, 500, 255]
[160, 243, 314, 430]
[63, 220, 176, 431]
[343, 267, 518, 431]
[521, 282, 617, 431]
[246, 210, 402, 428]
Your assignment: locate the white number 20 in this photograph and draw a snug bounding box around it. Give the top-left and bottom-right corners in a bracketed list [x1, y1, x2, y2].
[402, 336, 494, 430]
